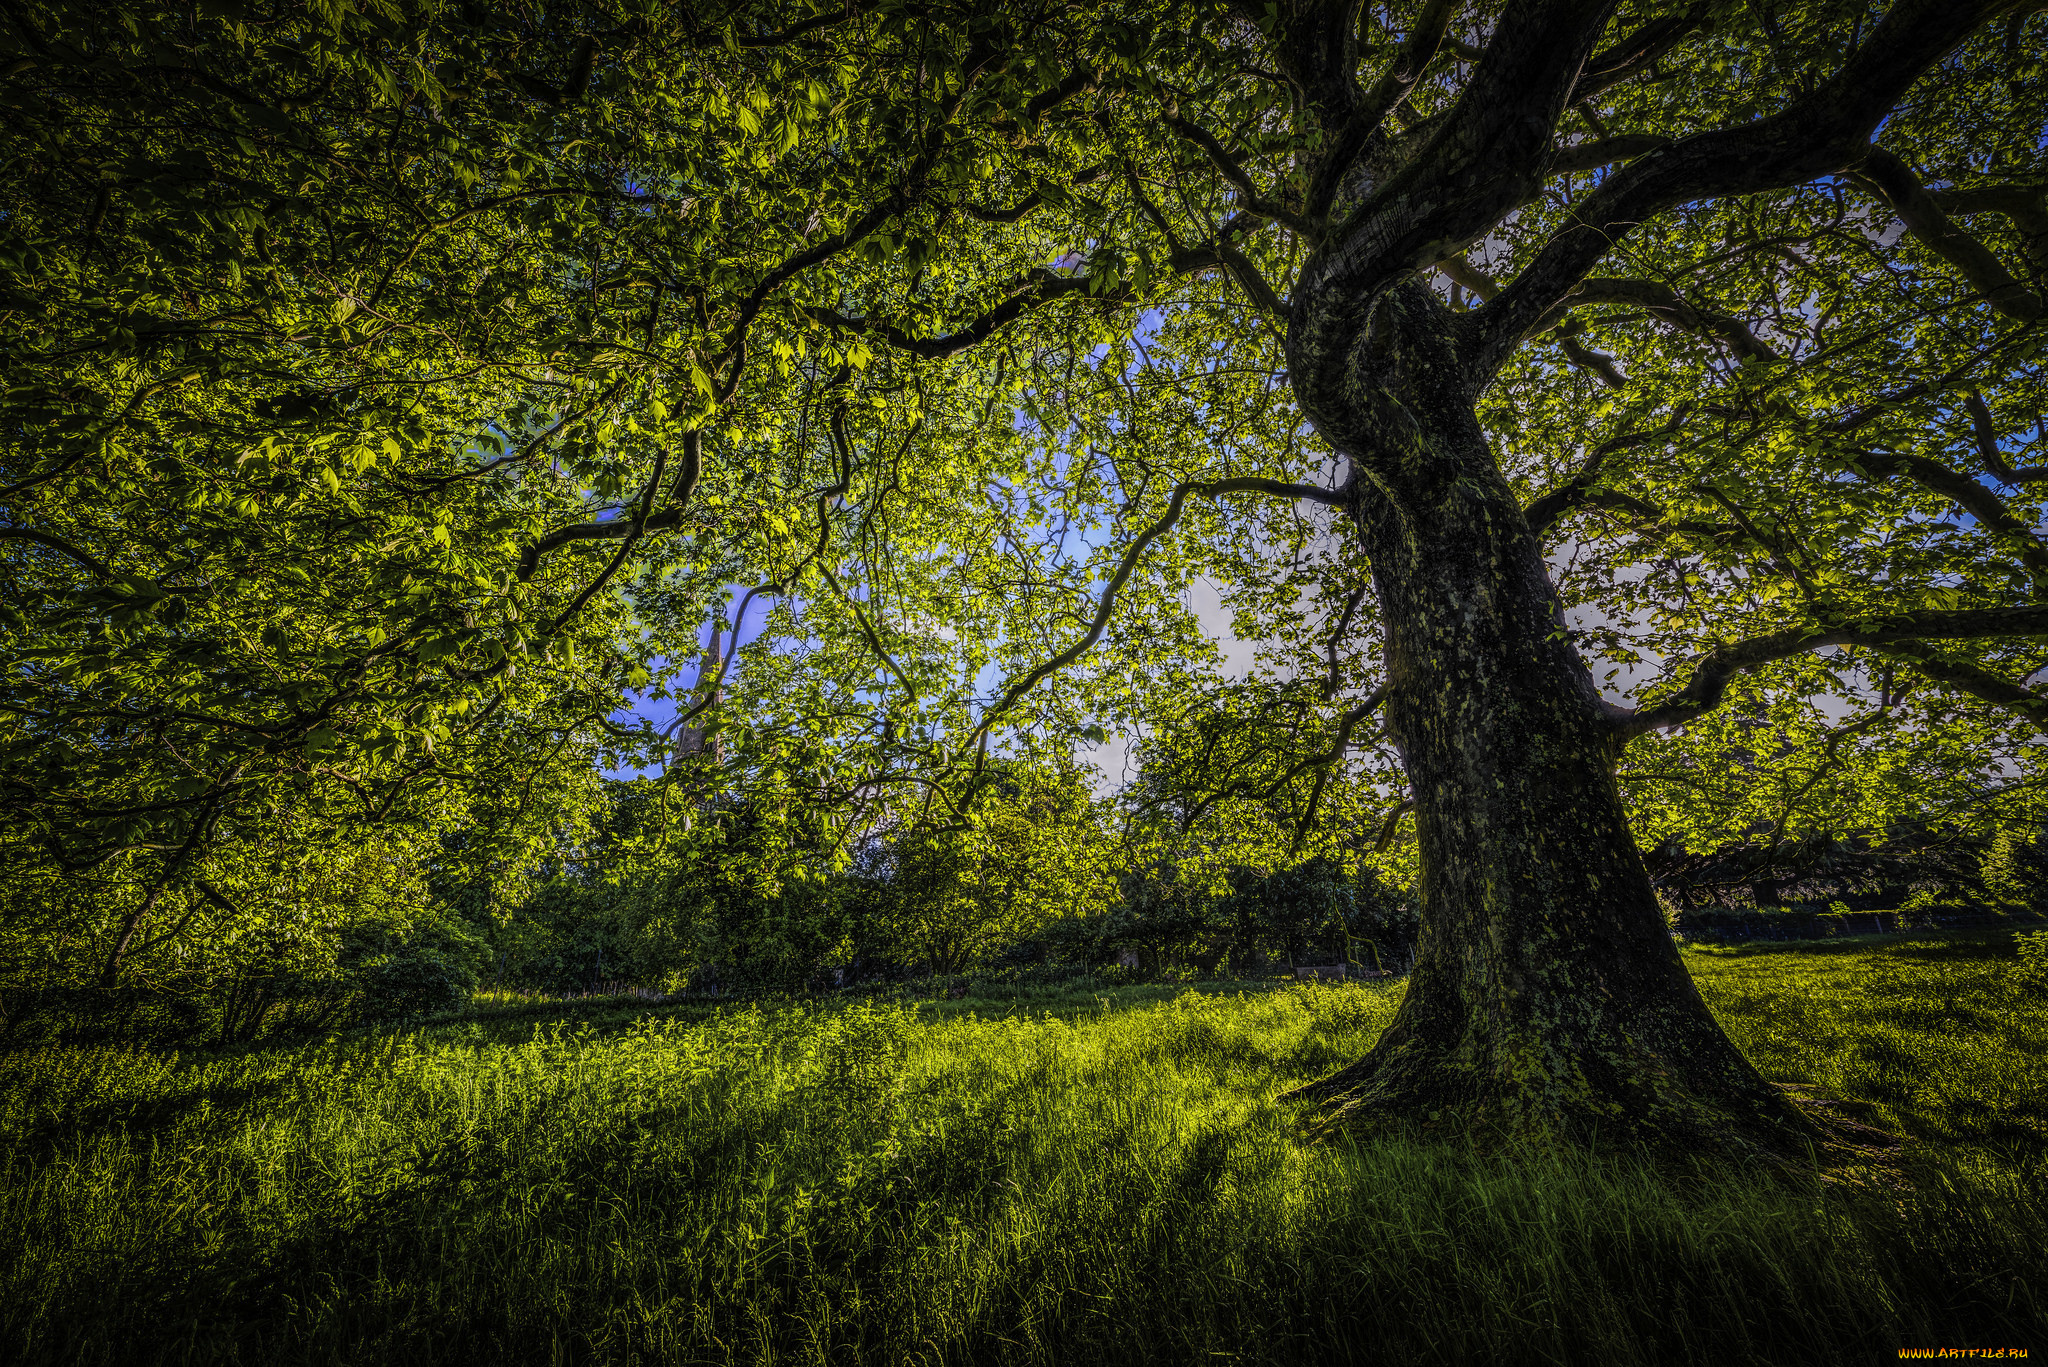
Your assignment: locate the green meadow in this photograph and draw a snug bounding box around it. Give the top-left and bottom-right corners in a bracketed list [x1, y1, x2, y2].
[3, 930, 2043, 1367]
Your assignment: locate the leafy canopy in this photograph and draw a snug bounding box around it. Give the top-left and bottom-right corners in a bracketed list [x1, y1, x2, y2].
[4, 0, 2047, 919]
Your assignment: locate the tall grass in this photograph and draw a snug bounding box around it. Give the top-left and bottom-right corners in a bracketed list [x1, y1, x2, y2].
[2, 934, 2043, 1366]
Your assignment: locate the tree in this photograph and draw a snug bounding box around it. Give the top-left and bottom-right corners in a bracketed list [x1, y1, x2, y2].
[636, 0, 2040, 1158]
[9, 0, 2048, 1157]
[0, 0, 667, 976]
[878, 759, 1114, 974]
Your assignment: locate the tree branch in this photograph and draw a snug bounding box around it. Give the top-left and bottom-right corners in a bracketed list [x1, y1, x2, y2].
[1243, 0, 1365, 129]
[1523, 277, 1780, 362]
[1523, 410, 1691, 538]
[1215, 242, 1290, 320]
[1851, 146, 2044, 320]
[1932, 181, 2048, 275]
[1473, 0, 2010, 381]
[1301, 0, 1623, 313]
[957, 164, 1110, 225]
[734, 6, 857, 47]
[1163, 114, 1319, 235]
[131, 876, 238, 957]
[541, 437, 669, 634]
[810, 241, 1234, 359]
[1146, 688, 1389, 838]
[1322, 585, 1368, 699]
[1569, 3, 1711, 103]
[1547, 133, 1672, 175]
[516, 430, 701, 582]
[806, 267, 1102, 359]
[1559, 328, 1628, 389]
[1878, 647, 2048, 729]
[716, 34, 1007, 363]
[0, 526, 112, 578]
[1304, 0, 1461, 223]
[1618, 604, 2048, 736]
[1438, 254, 1501, 301]
[1373, 797, 1415, 852]
[1965, 390, 2048, 484]
[1851, 447, 2048, 586]
[970, 475, 1345, 744]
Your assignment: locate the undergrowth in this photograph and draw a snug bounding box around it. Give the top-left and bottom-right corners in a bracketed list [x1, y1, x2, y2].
[0, 931, 2041, 1366]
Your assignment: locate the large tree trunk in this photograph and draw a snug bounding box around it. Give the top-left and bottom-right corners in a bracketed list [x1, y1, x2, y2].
[1292, 291, 1810, 1156]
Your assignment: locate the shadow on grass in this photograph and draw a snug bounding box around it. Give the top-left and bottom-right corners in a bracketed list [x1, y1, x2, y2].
[4, 945, 2045, 1366]
[9, 1075, 291, 1163]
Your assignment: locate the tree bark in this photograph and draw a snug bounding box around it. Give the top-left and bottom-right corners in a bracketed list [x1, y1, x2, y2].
[1290, 289, 1811, 1157]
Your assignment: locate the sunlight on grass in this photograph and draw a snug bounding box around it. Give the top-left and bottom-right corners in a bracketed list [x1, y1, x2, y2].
[1, 934, 2043, 1366]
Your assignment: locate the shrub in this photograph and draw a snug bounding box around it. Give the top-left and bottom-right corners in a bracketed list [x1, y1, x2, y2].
[1350, 867, 1419, 969]
[340, 915, 484, 1022]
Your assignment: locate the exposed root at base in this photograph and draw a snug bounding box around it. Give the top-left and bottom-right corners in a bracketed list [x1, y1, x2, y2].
[1284, 1062, 1834, 1171]
[1775, 1081, 1906, 1187]
[1281, 1071, 1909, 1186]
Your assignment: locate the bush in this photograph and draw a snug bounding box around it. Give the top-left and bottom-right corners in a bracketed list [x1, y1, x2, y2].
[1672, 905, 1910, 943]
[1350, 867, 1419, 970]
[340, 915, 484, 1022]
[0, 986, 210, 1050]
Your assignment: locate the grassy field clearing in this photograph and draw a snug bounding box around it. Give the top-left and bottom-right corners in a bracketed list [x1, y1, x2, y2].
[1, 931, 2042, 1366]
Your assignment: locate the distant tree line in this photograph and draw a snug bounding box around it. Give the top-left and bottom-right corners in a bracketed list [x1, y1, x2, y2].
[0, 750, 1416, 1043]
[12, 723, 2041, 1049]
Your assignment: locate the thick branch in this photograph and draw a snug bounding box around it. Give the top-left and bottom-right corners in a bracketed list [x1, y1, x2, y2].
[516, 430, 701, 582]
[1305, 0, 1461, 223]
[810, 268, 1099, 359]
[1525, 277, 1779, 362]
[1619, 604, 2048, 736]
[1853, 146, 2044, 321]
[1932, 182, 2048, 275]
[1302, 0, 1623, 309]
[0, 527, 112, 578]
[1559, 329, 1628, 389]
[810, 243, 1231, 359]
[717, 36, 1005, 361]
[1245, 0, 1365, 129]
[1373, 797, 1415, 852]
[1022, 66, 1097, 126]
[1474, 0, 2008, 380]
[1547, 133, 1671, 174]
[1322, 585, 1368, 699]
[1215, 243, 1290, 320]
[1164, 114, 1319, 235]
[734, 7, 855, 47]
[1570, 4, 1710, 103]
[1879, 647, 2048, 729]
[1438, 254, 1501, 301]
[1852, 448, 2048, 585]
[1966, 390, 2048, 484]
[958, 165, 1110, 225]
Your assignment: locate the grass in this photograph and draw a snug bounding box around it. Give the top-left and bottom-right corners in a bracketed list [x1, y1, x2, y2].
[0, 931, 2043, 1366]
